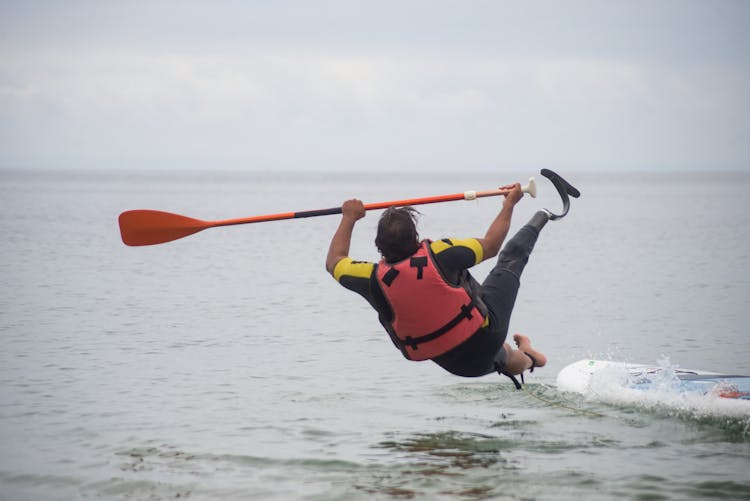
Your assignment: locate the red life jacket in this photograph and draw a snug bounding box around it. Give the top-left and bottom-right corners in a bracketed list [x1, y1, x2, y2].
[376, 241, 486, 361]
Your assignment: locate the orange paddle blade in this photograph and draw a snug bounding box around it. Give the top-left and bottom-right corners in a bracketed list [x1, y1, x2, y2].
[119, 210, 210, 246]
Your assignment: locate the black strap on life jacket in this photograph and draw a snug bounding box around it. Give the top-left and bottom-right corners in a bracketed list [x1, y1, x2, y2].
[409, 256, 428, 279]
[381, 255, 426, 286]
[381, 267, 400, 286]
[399, 298, 479, 352]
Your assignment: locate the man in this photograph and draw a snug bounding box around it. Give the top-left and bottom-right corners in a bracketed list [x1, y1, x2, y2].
[325, 171, 579, 387]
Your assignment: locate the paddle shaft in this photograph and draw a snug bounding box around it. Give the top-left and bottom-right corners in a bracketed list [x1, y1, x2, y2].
[208, 187, 528, 228]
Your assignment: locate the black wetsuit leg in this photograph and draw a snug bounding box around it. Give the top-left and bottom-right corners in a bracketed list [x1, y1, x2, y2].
[481, 210, 548, 342]
[432, 211, 549, 377]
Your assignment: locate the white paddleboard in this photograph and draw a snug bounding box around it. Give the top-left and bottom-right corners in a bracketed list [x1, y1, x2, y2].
[557, 359, 750, 411]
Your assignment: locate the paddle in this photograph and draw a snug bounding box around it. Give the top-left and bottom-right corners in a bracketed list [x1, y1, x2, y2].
[119, 177, 536, 246]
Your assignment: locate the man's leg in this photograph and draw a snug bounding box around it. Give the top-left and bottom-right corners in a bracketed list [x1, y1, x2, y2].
[485, 171, 580, 381]
[480, 211, 550, 380]
[492, 210, 548, 280]
[480, 210, 549, 330]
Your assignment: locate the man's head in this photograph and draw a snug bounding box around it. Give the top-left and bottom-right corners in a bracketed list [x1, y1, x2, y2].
[375, 206, 421, 263]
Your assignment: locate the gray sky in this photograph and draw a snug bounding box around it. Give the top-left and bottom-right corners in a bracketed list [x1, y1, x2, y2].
[1, 0, 748, 173]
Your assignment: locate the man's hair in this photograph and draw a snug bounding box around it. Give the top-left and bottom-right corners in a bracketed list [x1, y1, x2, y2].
[375, 206, 421, 263]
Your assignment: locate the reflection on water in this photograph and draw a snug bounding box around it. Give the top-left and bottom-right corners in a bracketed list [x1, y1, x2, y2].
[378, 430, 513, 469]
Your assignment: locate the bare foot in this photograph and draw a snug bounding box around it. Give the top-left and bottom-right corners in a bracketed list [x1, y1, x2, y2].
[513, 334, 547, 368]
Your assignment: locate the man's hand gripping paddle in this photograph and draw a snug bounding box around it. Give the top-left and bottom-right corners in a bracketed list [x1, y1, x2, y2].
[118, 178, 537, 247]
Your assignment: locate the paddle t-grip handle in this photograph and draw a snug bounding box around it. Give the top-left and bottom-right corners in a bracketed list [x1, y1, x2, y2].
[462, 177, 536, 201]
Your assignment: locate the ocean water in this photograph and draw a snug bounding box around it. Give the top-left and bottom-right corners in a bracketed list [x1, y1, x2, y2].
[1, 169, 749, 500]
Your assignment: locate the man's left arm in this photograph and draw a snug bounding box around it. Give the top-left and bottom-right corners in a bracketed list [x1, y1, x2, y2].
[475, 183, 524, 261]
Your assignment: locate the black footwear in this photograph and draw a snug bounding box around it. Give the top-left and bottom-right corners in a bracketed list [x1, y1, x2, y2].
[540, 169, 581, 220]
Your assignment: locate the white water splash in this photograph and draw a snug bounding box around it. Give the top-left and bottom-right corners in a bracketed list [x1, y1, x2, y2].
[581, 357, 750, 421]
